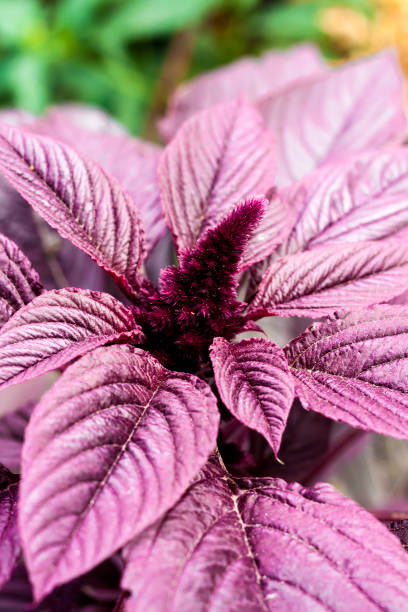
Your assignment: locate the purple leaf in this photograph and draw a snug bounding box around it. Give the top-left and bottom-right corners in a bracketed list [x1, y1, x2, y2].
[279, 147, 408, 257]
[0, 288, 142, 390]
[158, 99, 276, 251]
[19, 345, 219, 600]
[0, 466, 19, 589]
[37, 104, 127, 136]
[210, 337, 294, 456]
[0, 108, 115, 293]
[0, 125, 146, 295]
[284, 305, 408, 438]
[249, 240, 408, 318]
[159, 44, 327, 141]
[0, 176, 56, 289]
[122, 455, 408, 611]
[0, 402, 34, 471]
[240, 192, 292, 270]
[35, 106, 166, 254]
[259, 51, 407, 186]
[0, 233, 43, 327]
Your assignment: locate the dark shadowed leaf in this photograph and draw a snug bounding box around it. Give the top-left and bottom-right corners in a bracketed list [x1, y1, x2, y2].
[159, 44, 327, 141]
[0, 466, 19, 589]
[384, 519, 408, 551]
[249, 240, 408, 318]
[278, 147, 408, 257]
[259, 51, 407, 185]
[0, 175, 56, 289]
[0, 233, 43, 327]
[285, 306, 408, 438]
[0, 125, 145, 295]
[0, 401, 34, 471]
[210, 337, 294, 456]
[122, 454, 408, 611]
[158, 100, 276, 251]
[0, 288, 142, 389]
[20, 345, 219, 601]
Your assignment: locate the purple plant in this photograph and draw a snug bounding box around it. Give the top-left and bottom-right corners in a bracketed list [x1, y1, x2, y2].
[0, 46, 408, 610]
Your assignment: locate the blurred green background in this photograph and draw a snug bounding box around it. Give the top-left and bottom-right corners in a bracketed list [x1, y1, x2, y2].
[0, 0, 396, 137]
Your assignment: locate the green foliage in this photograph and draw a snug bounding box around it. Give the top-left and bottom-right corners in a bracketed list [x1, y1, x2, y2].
[0, 0, 373, 134]
[251, 0, 373, 52]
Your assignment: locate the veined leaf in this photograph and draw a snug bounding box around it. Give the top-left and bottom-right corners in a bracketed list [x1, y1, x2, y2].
[0, 232, 43, 327]
[279, 148, 408, 257]
[158, 100, 276, 252]
[0, 124, 146, 295]
[36, 105, 166, 254]
[210, 337, 294, 456]
[285, 306, 408, 438]
[259, 51, 407, 186]
[250, 241, 408, 318]
[20, 345, 219, 600]
[123, 455, 408, 611]
[0, 288, 142, 389]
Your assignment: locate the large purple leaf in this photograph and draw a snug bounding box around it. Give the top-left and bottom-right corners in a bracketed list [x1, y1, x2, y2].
[35, 106, 165, 254]
[158, 99, 276, 252]
[279, 147, 408, 257]
[249, 240, 408, 318]
[210, 337, 294, 456]
[122, 455, 408, 611]
[0, 110, 114, 293]
[0, 125, 146, 295]
[19, 345, 219, 601]
[0, 466, 19, 589]
[259, 51, 407, 186]
[284, 306, 408, 438]
[159, 44, 327, 141]
[0, 288, 142, 390]
[0, 233, 43, 327]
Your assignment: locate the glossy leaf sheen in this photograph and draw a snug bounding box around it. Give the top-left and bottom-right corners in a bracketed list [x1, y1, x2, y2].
[0, 288, 141, 389]
[20, 345, 220, 601]
[159, 44, 327, 141]
[0, 232, 43, 326]
[260, 51, 407, 185]
[210, 337, 294, 455]
[0, 467, 19, 589]
[250, 240, 408, 318]
[158, 99, 276, 251]
[36, 106, 165, 253]
[0, 124, 146, 294]
[122, 456, 408, 611]
[279, 148, 408, 257]
[285, 306, 408, 438]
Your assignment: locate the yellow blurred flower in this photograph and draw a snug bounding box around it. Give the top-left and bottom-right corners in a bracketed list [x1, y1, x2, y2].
[320, 1, 408, 75]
